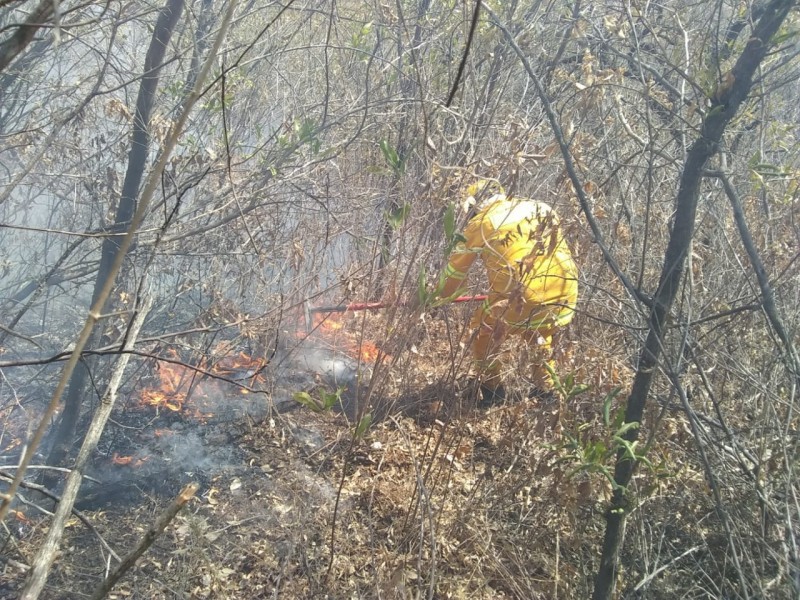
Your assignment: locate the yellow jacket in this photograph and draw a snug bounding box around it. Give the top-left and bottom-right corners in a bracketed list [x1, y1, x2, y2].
[441, 195, 578, 330]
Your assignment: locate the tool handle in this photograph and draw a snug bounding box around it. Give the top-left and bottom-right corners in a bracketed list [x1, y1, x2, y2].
[307, 294, 488, 314]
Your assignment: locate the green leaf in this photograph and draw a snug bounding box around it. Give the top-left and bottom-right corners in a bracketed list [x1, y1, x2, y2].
[387, 203, 411, 229]
[771, 27, 799, 46]
[564, 372, 574, 390]
[544, 362, 565, 398]
[293, 391, 318, 412]
[351, 21, 373, 48]
[444, 202, 456, 241]
[379, 140, 403, 175]
[355, 412, 372, 438]
[751, 162, 787, 176]
[320, 388, 343, 410]
[417, 266, 429, 306]
[615, 421, 640, 437]
[602, 387, 622, 427]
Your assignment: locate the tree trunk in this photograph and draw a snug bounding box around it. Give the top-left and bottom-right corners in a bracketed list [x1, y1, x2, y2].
[592, 1, 796, 597]
[45, 0, 185, 472]
[0, 0, 53, 74]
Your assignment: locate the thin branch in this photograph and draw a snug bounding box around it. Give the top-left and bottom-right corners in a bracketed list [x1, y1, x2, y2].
[20, 293, 153, 598]
[88, 482, 199, 600]
[590, 0, 797, 596]
[0, 323, 41, 348]
[0, 472, 120, 562]
[713, 171, 800, 381]
[0, 236, 85, 347]
[0, 466, 101, 484]
[632, 545, 701, 593]
[0, 0, 53, 74]
[445, 0, 481, 107]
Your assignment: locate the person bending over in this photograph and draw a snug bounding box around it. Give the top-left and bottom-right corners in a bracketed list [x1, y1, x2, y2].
[438, 180, 579, 407]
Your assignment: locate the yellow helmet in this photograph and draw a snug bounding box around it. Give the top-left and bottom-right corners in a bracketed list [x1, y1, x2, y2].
[462, 178, 505, 215]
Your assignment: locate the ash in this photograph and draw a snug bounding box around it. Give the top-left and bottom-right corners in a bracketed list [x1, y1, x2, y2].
[74, 341, 367, 510]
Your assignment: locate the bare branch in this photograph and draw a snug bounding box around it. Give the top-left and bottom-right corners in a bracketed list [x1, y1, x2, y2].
[713, 170, 800, 381]
[481, 1, 653, 310]
[88, 481, 199, 600]
[20, 292, 153, 598]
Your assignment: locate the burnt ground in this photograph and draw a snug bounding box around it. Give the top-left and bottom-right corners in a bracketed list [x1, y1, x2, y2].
[0, 311, 738, 599]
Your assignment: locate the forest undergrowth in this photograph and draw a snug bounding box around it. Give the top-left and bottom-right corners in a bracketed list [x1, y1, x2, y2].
[2, 306, 771, 599]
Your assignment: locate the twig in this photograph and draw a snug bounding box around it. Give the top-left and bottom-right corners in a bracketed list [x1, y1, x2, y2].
[0, 0, 240, 524]
[0, 466, 101, 484]
[0, 345, 271, 393]
[0, 555, 30, 572]
[0, 473, 120, 562]
[0, 323, 42, 348]
[480, 1, 653, 311]
[554, 530, 560, 599]
[445, 0, 481, 107]
[88, 482, 199, 600]
[632, 545, 700, 592]
[712, 170, 800, 381]
[389, 415, 437, 600]
[10, 491, 54, 517]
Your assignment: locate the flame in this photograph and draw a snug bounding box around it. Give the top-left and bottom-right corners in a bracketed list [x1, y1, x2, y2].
[138, 346, 268, 415]
[209, 349, 268, 385]
[1, 436, 21, 454]
[308, 314, 388, 364]
[319, 319, 343, 331]
[112, 453, 149, 467]
[139, 349, 193, 412]
[11, 509, 30, 524]
[0, 406, 23, 454]
[137, 316, 383, 418]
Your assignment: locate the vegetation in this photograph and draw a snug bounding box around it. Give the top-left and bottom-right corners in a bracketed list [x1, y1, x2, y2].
[1, 0, 798, 597]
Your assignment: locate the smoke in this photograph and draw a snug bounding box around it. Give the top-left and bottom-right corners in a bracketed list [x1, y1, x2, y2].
[271, 336, 370, 419]
[72, 333, 370, 509]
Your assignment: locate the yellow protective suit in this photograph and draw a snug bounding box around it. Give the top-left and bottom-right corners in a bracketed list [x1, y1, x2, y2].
[440, 194, 578, 392]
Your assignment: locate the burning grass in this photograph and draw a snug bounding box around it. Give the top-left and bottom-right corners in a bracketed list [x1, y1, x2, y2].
[111, 453, 149, 468]
[306, 312, 389, 364]
[136, 316, 386, 418]
[137, 345, 269, 417]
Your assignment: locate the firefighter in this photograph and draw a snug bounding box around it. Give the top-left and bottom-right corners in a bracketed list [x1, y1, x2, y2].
[438, 180, 578, 407]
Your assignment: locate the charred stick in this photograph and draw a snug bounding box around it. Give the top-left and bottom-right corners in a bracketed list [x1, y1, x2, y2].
[0, 472, 120, 562]
[0, 465, 102, 484]
[89, 482, 199, 600]
[21, 294, 154, 599]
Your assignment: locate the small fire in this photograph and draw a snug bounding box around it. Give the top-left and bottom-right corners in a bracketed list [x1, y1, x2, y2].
[137, 318, 383, 418]
[1, 436, 21, 454]
[310, 314, 387, 364]
[138, 346, 267, 415]
[111, 453, 149, 467]
[317, 318, 343, 331]
[139, 349, 193, 412]
[11, 509, 30, 524]
[211, 350, 269, 379]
